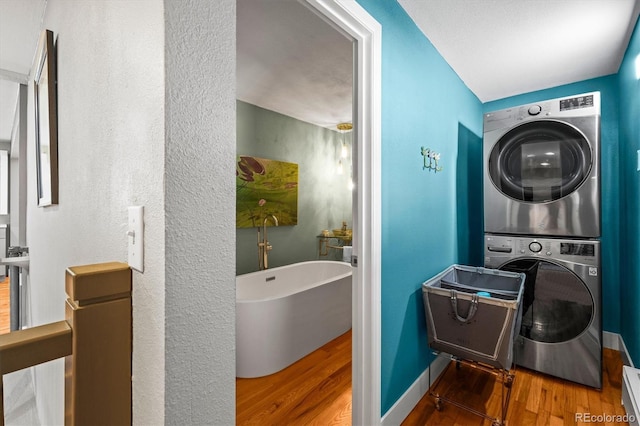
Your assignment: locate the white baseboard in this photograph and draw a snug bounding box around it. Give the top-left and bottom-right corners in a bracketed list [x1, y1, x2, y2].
[604, 331, 635, 367]
[603, 331, 620, 351]
[380, 355, 449, 426]
[382, 333, 633, 425]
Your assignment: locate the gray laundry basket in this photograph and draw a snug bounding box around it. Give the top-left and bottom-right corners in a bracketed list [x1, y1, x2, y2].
[422, 265, 525, 370]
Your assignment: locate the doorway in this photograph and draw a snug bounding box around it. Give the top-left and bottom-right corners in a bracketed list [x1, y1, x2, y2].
[235, 0, 381, 424]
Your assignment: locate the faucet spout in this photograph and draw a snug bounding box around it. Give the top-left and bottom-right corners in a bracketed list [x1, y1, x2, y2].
[263, 215, 278, 227]
[258, 215, 278, 270]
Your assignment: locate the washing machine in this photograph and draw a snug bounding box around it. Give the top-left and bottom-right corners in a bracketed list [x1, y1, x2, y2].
[483, 92, 600, 238]
[485, 234, 602, 388]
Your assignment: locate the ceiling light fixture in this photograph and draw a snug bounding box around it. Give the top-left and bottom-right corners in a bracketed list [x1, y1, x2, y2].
[337, 122, 352, 159]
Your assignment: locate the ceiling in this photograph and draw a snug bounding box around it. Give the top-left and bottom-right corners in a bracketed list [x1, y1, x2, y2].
[1, 1, 638, 139]
[399, 0, 640, 102]
[236, 0, 353, 130]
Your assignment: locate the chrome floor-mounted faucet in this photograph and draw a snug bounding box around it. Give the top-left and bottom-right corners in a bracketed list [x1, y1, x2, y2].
[257, 215, 278, 270]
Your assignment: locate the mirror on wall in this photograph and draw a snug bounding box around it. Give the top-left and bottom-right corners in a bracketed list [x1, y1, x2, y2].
[34, 29, 59, 207]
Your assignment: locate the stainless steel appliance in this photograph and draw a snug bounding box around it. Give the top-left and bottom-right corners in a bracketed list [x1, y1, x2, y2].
[483, 92, 601, 237]
[484, 234, 602, 388]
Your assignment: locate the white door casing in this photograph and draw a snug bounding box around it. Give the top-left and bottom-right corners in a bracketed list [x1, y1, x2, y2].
[299, 1, 382, 424]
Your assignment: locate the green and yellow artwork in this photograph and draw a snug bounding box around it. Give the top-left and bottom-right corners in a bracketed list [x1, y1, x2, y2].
[236, 156, 298, 228]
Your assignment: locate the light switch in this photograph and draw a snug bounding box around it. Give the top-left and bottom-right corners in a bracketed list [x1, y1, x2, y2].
[637, 150, 640, 172]
[127, 206, 144, 272]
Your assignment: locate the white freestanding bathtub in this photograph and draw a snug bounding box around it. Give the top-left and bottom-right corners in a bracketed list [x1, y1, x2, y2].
[236, 260, 352, 378]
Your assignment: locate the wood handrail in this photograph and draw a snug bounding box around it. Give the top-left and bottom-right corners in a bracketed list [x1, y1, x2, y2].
[0, 261, 131, 426]
[0, 320, 72, 375]
[1, 321, 73, 426]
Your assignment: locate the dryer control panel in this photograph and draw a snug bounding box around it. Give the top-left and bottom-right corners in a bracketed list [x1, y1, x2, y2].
[483, 91, 601, 132]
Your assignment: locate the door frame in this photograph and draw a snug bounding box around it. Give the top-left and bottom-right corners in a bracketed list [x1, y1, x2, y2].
[301, 1, 382, 424]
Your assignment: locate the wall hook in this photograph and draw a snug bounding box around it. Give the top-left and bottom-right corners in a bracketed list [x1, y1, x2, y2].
[421, 146, 443, 173]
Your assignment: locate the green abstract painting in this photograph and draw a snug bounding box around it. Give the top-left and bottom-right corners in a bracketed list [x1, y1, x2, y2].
[236, 156, 298, 228]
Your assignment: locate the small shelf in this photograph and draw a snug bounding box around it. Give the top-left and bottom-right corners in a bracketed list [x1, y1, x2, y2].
[317, 233, 352, 256]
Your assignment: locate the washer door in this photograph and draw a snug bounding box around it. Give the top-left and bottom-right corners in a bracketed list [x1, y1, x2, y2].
[488, 120, 592, 203]
[500, 259, 593, 343]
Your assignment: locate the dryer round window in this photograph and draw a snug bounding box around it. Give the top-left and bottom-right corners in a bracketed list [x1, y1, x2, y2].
[488, 120, 592, 203]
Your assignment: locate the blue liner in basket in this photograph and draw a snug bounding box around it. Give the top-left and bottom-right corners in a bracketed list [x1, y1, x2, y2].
[422, 264, 525, 370]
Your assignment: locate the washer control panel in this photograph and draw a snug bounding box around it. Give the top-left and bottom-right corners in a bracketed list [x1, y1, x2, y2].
[484, 234, 600, 268]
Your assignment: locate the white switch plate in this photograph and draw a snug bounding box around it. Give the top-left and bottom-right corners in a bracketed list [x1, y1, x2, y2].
[637, 149, 640, 172]
[128, 206, 144, 272]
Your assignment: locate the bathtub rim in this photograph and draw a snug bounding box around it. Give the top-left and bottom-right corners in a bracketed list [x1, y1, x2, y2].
[236, 260, 353, 303]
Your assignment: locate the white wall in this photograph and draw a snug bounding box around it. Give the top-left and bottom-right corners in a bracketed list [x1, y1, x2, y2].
[27, 1, 165, 424]
[164, 0, 236, 423]
[16, 1, 238, 424]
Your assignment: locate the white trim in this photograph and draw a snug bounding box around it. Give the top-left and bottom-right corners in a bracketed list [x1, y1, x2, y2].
[605, 331, 635, 368]
[604, 331, 620, 351]
[0, 68, 29, 84]
[300, 1, 382, 424]
[620, 337, 635, 368]
[381, 356, 449, 426]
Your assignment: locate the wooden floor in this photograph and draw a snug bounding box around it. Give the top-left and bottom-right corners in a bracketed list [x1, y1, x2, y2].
[236, 329, 352, 425]
[0, 276, 9, 335]
[237, 330, 627, 426]
[403, 348, 625, 426]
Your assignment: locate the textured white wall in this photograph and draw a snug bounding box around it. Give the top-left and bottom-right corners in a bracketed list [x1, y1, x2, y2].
[164, 0, 236, 424]
[27, 1, 165, 424]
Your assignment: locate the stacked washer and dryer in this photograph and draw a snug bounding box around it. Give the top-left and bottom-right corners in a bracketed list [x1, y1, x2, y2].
[482, 92, 603, 389]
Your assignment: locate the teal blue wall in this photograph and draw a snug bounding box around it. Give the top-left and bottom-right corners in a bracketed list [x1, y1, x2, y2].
[356, 0, 483, 415]
[456, 124, 483, 267]
[483, 76, 622, 335]
[355, 0, 637, 415]
[618, 17, 640, 366]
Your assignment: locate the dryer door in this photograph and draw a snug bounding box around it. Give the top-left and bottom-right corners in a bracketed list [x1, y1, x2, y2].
[488, 120, 592, 203]
[500, 258, 593, 343]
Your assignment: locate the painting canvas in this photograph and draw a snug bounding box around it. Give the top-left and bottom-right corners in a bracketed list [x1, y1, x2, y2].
[236, 156, 298, 228]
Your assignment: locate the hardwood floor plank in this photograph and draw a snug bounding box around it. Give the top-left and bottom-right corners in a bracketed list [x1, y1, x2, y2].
[305, 388, 351, 426]
[587, 386, 604, 415]
[550, 379, 565, 418]
[549, 414, 564, 426]
[526, 372, 544, 413]
[508, 400, 538, 426]
[564, 410, 577, 426]
[563, 382, 577, 414]
[280, 362, 352, 424]
[236, 330, 351, 426]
